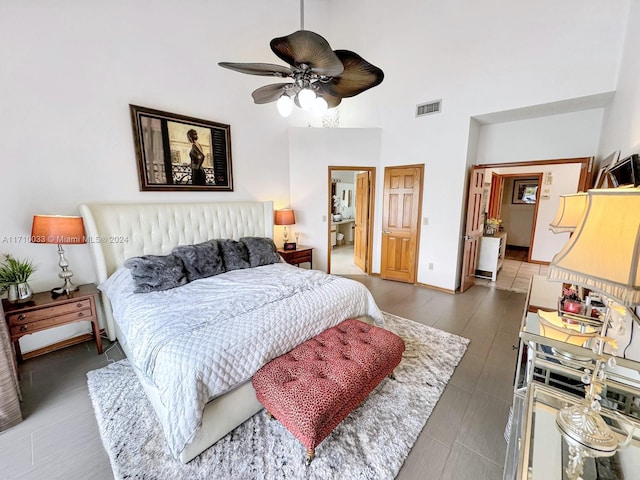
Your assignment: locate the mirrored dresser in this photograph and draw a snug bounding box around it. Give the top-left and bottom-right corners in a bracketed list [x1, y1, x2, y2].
[504, 275, 640, 479]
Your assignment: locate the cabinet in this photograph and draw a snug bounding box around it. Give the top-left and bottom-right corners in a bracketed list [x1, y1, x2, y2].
[476, 231, 507, 281]
[2, 283, 103, 362]
[504, 275, 640, 479]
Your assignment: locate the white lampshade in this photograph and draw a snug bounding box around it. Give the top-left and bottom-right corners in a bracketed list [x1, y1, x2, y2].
[549, 192, 587, 233]
[298, 88, 316, 110]
[277, 94, 293, 117]
[548, 187, 640, 306]
[312, 96, 328, 114]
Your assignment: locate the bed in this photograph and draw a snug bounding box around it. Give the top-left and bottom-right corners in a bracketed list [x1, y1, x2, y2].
[79, 201, 383, 463]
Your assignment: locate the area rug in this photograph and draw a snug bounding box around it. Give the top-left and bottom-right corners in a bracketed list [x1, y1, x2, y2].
[87, 312, 469, 480]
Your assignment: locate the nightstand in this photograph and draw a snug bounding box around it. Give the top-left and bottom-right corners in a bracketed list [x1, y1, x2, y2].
[2, 283, 103, 362]
[278, 246, 313, 268]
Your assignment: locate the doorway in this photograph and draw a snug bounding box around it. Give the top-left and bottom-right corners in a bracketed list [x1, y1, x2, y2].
[327, 166, 376, 275]
[487, 173, 543, 263]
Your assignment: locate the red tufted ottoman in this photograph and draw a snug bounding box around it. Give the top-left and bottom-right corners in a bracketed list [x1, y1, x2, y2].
[252, 318, 405, 462]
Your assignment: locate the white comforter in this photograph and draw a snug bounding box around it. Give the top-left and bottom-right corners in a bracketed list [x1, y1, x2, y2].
[100, 262, 383, 458]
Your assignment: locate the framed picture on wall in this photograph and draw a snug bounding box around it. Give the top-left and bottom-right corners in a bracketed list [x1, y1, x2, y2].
[130, 105, 233, 191]
[512, 179, 538, 204]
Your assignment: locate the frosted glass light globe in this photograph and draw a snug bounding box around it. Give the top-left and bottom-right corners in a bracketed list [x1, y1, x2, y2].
[298, 88, 316, 110]
[277, 95, 293, 117]
[312, 96, 328, 114]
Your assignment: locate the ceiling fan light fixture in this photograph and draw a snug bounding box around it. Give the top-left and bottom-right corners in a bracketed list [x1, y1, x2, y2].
[298, 87, 316, 110]
[312, 96, 328, 114]
[277, 94, 294, 117]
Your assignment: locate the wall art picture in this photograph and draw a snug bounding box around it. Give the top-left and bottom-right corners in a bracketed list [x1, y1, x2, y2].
[512, 179, 539, 204]
[130, 105, 233, 191]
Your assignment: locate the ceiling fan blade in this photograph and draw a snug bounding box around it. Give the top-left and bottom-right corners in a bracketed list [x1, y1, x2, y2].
[251, 83, 295, 104]
[218, 62, 293, 77]
[321, 50, 384, 98]
[270, 30, 344, 77]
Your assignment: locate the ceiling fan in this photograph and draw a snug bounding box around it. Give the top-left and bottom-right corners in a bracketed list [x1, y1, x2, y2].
[218, 2, 384, 117]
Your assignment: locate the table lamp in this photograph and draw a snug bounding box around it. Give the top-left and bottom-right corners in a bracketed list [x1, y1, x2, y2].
[548, 187, 640, 479]
[549, 192, 587, 234]
[275, 209, 296, 247]
[31, 215, 86, 296]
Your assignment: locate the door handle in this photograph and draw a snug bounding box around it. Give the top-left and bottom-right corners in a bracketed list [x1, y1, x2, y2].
[383, 230, 391, 234]
[463, 235, 473, 240]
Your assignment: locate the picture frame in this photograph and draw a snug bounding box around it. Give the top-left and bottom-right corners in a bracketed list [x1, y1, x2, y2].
[608, 153, 640, 187]
[129, 105, 233, 191]
[593, 150, 620, 188]
[512, 179, 539, 204]
[283, 242, 297, 251]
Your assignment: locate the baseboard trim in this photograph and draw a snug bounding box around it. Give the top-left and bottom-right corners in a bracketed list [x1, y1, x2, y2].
[415, 282, 456, 294]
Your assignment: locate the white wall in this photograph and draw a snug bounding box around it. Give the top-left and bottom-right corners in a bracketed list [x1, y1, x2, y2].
[599, 0, 640, 159]
[0, 0, 330, 352]
[476, 110, 605, 165]
[289, 128, 381, 273]
[328, 0, 629, 290]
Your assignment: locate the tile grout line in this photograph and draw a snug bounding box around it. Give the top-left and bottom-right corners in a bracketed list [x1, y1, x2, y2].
[452, 439, 505, 470]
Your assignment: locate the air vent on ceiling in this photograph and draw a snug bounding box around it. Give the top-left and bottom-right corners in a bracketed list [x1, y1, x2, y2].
[416, 99, 442, 117]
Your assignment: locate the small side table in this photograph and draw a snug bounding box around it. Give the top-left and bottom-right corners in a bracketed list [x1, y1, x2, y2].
[2, 283, 103, 362]
[278, 246, 313, 268]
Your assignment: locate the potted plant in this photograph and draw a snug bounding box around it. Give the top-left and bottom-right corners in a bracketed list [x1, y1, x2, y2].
[0, 254, 37, 303]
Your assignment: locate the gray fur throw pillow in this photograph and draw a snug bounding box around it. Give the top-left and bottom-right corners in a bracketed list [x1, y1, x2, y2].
[217, 239, 250, 271]
[172, 240, 225, 282]
[240, 237, 280, 267]
[124, 254, 188, 293]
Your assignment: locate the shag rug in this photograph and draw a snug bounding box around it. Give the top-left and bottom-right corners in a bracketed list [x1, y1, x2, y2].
[87, 312, 469, 480]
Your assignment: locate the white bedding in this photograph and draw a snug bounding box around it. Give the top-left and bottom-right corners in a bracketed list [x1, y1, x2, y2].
[100, 262, 383, 458]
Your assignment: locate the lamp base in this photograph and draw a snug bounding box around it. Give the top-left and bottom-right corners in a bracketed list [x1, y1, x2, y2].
[51, 279, 78, 298]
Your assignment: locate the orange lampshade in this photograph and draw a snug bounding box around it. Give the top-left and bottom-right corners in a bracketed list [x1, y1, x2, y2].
[31, 215, 86, 245]
[274, 209, 296, 226]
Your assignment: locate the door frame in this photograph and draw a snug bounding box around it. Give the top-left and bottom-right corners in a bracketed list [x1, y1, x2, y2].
[327, 166, 376, 275]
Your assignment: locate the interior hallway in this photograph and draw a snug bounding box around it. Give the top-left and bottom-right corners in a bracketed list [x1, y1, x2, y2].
[475, 245, 549, 294]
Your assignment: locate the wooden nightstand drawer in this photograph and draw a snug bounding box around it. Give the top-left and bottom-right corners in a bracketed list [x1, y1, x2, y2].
[6, 299, 92, 325]
[287, 250, 311, 263]
[10, 308, 94, 337]
[278, 246, 313, 268]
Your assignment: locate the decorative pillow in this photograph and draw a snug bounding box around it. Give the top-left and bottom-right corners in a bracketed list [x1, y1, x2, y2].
[172, 240, 225, 282]
[123, 254, 188, 293]
[240, 237, 280, 267]
[217, 239, 251, 271]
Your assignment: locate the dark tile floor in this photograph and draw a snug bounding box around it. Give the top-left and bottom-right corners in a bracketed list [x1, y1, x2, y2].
[0, 277, 525, 479]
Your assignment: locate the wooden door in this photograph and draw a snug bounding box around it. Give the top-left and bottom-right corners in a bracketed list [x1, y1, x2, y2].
[460, 166, 486, 292]
[354, 172, 370, 272]
[487, 172, 504, 221]
[381, 165, 423, 283]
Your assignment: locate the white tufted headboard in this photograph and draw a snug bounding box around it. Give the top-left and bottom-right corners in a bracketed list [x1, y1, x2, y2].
[79, 201, 274, 339]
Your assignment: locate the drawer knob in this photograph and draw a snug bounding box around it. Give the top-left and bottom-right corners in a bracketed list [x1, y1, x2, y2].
[17, 314, 26, 321]
[77, 303, 83, 308]
[78, 312, 84, 318]
[19, 325, 27, 332]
